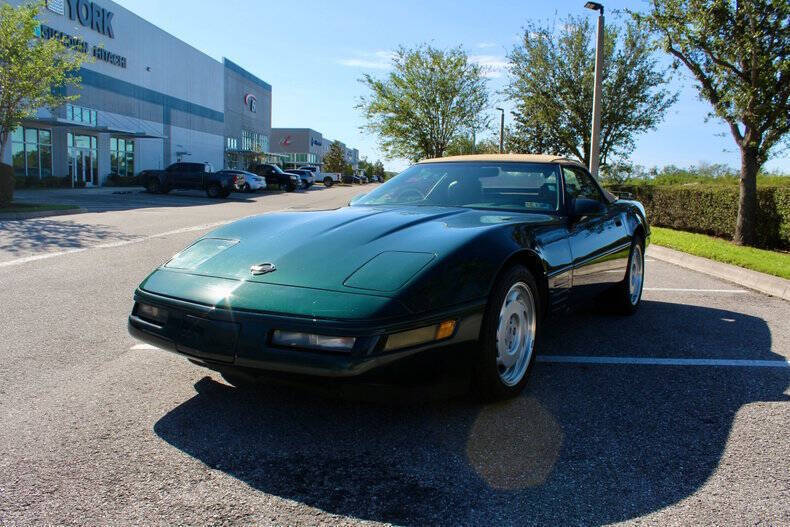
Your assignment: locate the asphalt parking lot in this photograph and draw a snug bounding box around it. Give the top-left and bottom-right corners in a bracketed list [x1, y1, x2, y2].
[0, 186, 788, 526]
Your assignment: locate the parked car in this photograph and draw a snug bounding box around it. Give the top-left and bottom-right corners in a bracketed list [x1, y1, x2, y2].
[249, 163, 301, 192]
[221, 170, 266, 192]
[298, 166, 341, 187]
[129, 154, 649, 401]
[287, 169, 315, 189]
[342, 174, 363, 185]
[139, 162, 241, 198]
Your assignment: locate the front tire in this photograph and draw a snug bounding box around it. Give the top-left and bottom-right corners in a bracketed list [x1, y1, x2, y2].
[323, 177, 333, 187]
[474, 265, 541, 401]
[613, 237, 645, 315]
[146, 179, 161, 194]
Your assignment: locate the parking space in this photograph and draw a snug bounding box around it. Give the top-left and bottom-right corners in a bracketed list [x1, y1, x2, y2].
[0, 194, 787, 525]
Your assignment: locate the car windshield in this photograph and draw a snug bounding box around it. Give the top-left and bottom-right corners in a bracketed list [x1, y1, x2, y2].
[353, 162, 561, 212]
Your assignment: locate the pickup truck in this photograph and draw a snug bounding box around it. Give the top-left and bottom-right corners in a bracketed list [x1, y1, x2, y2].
[139, 162, 241, 198]
[297, 166, 341, 187]
[248, 163, 301, 192]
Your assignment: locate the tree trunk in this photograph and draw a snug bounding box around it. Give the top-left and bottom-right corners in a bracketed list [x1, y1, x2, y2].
[733, 145, 759, 246]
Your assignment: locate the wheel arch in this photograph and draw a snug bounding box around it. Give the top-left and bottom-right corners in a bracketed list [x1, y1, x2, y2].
[491, 249, 550, 320]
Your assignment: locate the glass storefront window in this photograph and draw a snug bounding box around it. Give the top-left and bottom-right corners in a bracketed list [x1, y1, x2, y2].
[65, 104, 97, 126]
[11, 126, 53, 180]
[110, 137, 135, 178]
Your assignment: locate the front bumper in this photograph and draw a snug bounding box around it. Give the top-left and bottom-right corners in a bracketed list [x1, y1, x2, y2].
[128, 289, 484, 378]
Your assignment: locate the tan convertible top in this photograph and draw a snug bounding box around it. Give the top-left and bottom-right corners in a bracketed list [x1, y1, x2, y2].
[419, 153, 585, 167]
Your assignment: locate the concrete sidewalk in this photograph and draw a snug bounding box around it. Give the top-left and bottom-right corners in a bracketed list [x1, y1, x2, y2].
[648, 244, 790, 301]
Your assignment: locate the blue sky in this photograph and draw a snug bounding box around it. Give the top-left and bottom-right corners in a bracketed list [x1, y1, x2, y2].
[115, 0, 789, 173]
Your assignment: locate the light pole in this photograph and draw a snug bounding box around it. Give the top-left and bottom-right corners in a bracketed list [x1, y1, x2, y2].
[585, 2, 604, 179]
[495, 107, 505, 154]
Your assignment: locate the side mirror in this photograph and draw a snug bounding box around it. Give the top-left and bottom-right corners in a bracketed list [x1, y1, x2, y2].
[572, 198, 606, 218]
[349, 193, 367, 205]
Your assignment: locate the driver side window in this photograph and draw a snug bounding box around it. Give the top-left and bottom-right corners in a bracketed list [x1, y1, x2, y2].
[563, 167, 604, 204]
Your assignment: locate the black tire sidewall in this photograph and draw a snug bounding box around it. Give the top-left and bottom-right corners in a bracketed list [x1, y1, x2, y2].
[475, 265, 542, 401]
[207, 184, 221, 198]
[147, 179, 160, 194]
[618, 237, 645, 314]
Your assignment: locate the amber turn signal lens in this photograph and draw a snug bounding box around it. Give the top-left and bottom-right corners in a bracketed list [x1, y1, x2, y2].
[435, 320, 457, 340]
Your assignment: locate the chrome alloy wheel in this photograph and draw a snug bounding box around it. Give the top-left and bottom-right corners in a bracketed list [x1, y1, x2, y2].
[629, 244, 644, 305]
[496, 282, 536, 387]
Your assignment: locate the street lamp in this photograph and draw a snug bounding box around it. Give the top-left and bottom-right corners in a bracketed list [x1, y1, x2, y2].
[495, 107, 505, 154]
[585, 1, 604, 179]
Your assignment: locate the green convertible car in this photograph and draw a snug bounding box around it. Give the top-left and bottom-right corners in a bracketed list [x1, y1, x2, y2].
[129, 154, 649, 400]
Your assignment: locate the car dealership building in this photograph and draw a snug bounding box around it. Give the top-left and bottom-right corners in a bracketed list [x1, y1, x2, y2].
[271, 128, 360, 170]
[2, 0, 275, 187]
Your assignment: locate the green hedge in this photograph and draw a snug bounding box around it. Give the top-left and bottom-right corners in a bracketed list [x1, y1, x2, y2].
[607, 184, 790, 249]
[0, 164, 13, 207]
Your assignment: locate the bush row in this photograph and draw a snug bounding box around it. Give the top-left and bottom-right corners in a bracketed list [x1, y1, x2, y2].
[606, 184, 790, 249]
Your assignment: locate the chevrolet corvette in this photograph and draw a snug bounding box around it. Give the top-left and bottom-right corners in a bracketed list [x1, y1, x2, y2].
[129, 154, 649, 400]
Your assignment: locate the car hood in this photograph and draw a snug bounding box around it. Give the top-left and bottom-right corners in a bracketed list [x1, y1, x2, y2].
[144, 205, 557, 299]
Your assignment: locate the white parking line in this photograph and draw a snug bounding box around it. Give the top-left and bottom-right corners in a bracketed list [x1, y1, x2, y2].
[537, 355, 790, 368]
[131, 343, 160, 350]
[644, 288, 748, 293]
[130, 342, 789, 369]
[0, 220, 234, 269]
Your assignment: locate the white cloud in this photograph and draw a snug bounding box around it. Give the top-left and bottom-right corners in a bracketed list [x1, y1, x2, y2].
[470, 55, 509, 78]
[477, 41, 497, 49]
[337, 51, 395, 70]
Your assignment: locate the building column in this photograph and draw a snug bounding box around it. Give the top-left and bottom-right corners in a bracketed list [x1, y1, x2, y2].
[96, 132, 111, 186]
[51, 127, 69, 181]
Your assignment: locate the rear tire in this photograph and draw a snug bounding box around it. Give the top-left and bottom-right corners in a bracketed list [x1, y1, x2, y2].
[206, 183, 222, 198]
[612, 237, 645, 315]
[323, 177, 333, 187]
[474, 265, 541, 401]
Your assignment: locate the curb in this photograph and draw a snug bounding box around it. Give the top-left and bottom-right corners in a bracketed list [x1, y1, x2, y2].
[0, 207, 88, 221]
[647, 244, 790, 301]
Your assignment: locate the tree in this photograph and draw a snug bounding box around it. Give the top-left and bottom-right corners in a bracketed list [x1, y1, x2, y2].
[322, 141, 348, 173]
[505, 15, 678, 167]
[636, 0, 790, 246]
[0, 1, 86, 162]
[358, 44, 490, 162]
[444, 134, 500, 156]
[373, 161, 385, 178]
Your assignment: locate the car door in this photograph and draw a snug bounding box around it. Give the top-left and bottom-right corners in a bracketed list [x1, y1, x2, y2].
[562, 166, 631, 302]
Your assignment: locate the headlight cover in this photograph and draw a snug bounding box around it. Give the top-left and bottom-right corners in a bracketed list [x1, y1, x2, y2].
[136, 303, 168, 325]
[272, 330, 356, 353]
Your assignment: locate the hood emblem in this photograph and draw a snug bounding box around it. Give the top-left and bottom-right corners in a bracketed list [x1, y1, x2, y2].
[250, 263, 276, 276]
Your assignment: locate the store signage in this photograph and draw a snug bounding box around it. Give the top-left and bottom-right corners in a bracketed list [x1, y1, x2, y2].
[46, 0, 65, 15]
[61, 0, 115, 39]
[311, 138, 323, 147]
[280, 136, 293, 146]
[244, 94, 257, 113]
[38, 24, 126, 68]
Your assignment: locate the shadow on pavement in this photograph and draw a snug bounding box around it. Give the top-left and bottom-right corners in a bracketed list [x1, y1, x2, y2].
[0, 218, 139, 256]
[154, 301, 789, 525]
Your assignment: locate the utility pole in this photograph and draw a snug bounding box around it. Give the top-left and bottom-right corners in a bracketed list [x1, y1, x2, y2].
[585, 2, 604, 179]
[496, 107, 505, 154]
